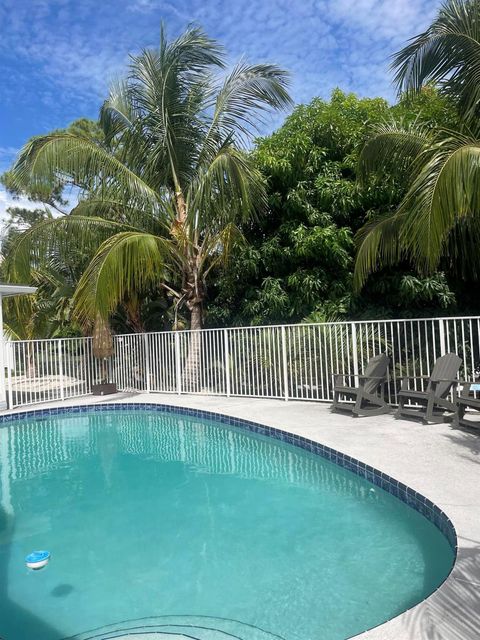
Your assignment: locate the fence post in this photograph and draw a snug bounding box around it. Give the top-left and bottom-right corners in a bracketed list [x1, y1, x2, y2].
[143, 333, 151, 393]
[351, 322, 359, 384]
[6, 342, 13, 409]
[86, 338, 94, 394]
[58, 339, 65, 401]
[281, 326, 289, 401]
[224, 329, 231, 397]
[438, 319, 447, 356]
[175, 332, 182, 395]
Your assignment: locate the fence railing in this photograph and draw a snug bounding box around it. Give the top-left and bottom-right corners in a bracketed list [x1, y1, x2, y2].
[5, 316, 480, 410]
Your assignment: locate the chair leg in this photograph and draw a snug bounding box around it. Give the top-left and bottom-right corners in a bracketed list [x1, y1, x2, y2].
[331, 390, 348, 413]
[423, 393, 447, 424]
[453, 403, 465, 429]
[353, 391, 364, 415]
[330, 390, 340, 412]
[395, 395, 406, 419]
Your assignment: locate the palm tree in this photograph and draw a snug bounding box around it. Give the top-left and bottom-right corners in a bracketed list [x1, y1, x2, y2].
[354, 0, 480, 290]
[7, 25, 292, 333]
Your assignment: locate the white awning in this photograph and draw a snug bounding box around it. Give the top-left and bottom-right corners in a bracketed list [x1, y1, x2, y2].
[0, 284, 37, 297]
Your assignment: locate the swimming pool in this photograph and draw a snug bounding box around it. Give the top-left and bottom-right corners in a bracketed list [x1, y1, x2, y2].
[0, 405, 455, 640]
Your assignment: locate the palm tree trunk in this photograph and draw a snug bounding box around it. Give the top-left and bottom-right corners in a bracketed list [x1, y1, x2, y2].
[182, 300, 203, 392]
[190, 302, 202, 330]
[27, 345, 36, 379]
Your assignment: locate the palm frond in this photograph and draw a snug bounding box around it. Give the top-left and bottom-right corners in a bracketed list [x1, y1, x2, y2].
[392, 0, 480, 122]
[73, 231, 175, 326]
[189, 145, 266, 231]
[399, 131, 480, 271]
[159, 22, 225, 74]
[100, 78, 137, 144]
[127, 47, 207, 190]
[353, 211, 409, 291]
[4, 216, 137, 283]
[71, 194, 173, 235]
[203, 61, 292, 154]
[3, 322, 25, 341]
[201, 222, 246, 277]
[358, 120, 433, 183]
[12, 134, 161, 211]
[355, 129, 480, 288]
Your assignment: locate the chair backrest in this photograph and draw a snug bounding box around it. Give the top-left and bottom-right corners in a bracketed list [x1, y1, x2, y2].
[363, 353, 389, 394]
[428, 353, 462, 397]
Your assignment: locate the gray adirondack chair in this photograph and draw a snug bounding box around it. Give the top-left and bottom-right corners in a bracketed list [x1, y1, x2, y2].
[331, 353, 390, 416]
[396, 353, 462, 423]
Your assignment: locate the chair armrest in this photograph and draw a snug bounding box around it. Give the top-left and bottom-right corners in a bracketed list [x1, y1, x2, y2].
[332, 372, 358, 388]
[429, 378, 458, 394]
[333, 373, 385, 383]
[333, 373, 385, 381]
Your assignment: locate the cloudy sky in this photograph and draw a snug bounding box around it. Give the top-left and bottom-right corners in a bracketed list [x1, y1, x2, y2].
[0, 0, 441, 218]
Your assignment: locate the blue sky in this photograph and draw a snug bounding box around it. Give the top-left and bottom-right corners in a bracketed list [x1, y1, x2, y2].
[0, 0, 441, 217]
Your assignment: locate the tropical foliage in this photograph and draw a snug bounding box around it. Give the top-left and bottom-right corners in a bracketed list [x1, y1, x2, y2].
[4, 4, 480, 337]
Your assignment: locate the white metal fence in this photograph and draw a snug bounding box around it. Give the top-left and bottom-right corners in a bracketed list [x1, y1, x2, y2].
[5, 316, 480, 409]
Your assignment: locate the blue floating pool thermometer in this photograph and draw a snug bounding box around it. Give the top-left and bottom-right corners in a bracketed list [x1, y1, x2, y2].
[25, 550, 51, 571]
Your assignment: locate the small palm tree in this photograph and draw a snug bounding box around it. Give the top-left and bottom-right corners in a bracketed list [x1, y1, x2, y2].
[8, 25, 292, 332]
[354, 0, 480, 290]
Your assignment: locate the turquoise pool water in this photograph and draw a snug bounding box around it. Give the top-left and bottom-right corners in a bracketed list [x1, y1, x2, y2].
[0, 409, 454, 640]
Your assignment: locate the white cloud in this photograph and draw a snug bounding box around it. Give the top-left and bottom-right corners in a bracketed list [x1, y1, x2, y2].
[0, 186, 45, 225]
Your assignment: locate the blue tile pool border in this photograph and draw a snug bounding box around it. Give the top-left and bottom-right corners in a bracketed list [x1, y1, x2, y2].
[0, 401, 458, 555]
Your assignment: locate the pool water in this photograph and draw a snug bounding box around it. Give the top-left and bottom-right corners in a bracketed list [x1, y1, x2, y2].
[0, 409, 454, 640]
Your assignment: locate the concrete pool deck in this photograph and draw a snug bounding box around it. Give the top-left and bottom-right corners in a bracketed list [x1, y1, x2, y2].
[3, 392, 480, 640]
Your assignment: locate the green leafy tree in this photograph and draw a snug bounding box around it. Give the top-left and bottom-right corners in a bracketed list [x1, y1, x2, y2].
[355, 0, 480, 290]
[208, 89, 458, 326]
[7, 26, 291, 334]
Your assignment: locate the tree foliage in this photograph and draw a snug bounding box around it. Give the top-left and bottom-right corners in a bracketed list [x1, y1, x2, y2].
[4, 13, 478, 336]
[208, 89, 460, 326]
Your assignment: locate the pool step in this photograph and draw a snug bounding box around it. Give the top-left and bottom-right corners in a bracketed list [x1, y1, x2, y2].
[65, 615, 286, 640]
